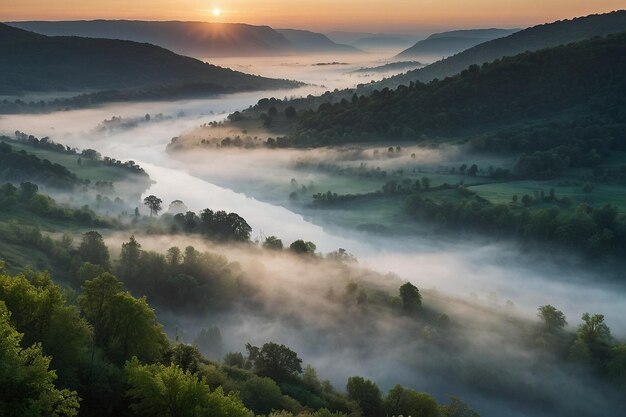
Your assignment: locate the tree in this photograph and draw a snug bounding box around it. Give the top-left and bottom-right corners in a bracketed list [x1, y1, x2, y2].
[384, 384, 438, 417]
[194, 326, 223, 358]
[439, 396, 480, 417]
[263, 236, 284, 250]
[289, 240, 317, 255]
[118, 236, 141, 281]
[346, 376, 384, 417]
[0, 301, 80, 417]
[18, 182, 38, 202]
[174, 211, 199, 233]
[421, 177, 431, 190]
[224, 352, 247, 368]
[79, 273, 168, 364]
[239, 376, 283, 414]
[223, 212, 252, 241]
[125, 358, 251, 417]
[285, 106, 297, 119]
[200, 210, 252, 241]
[326, 248, 357, 263]
[468, 164, 479, 176]
[77, 262, 106, 283]
[0, 270, 91, 390]
[81, 149, 101, 160]
[537, 305, 567, 331]
[577, 313, 611, 345]
[166, 247, 182, 267]
[246, 342, 303, 382]
[170, 343, 202, 374]
[168, 199, 188, 214]
[570, 312, 612, 364]
[143, 195, 163, 218]
[78, 231, 110, 269]
[607, 344, 626, 387]
[399, 282, 421, 311]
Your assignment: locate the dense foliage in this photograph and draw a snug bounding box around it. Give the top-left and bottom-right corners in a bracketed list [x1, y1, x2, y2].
[405, 187, 626, 255]
[170, 209, 253, 242]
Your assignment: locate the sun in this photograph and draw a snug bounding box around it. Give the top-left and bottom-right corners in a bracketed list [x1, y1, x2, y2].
[212, 8, 221, 17]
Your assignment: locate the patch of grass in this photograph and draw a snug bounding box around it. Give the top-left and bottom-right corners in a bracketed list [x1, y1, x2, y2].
[469, 181, 626, 213]
[5, 140, 131, 182]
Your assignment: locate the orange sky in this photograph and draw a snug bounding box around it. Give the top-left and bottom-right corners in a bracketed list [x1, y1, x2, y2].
[1, 0, 624, 33]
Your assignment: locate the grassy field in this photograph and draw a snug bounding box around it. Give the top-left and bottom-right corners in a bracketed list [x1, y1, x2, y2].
[0, 206, 93, 274]
[288, 149, 626, 230]
[470, 181, 626, 213]
[0, 236, 54, 274]
[5, 139, 134, 183]
[3, 138, 152, 208]
[302, 194, 415, 233]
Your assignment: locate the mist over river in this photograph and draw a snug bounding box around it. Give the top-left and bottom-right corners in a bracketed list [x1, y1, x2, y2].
[2, 87, 625, 339]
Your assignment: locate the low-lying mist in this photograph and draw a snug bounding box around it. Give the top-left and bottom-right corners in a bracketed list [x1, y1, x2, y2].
[2, 83, 625, 333]
[101, 232, 625, 417]
[207, 53, 440, 90]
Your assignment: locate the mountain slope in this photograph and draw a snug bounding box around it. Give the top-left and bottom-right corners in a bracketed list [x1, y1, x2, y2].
[0, 23, 297, 95]
[276, 29, 360, 53]
[396, 28, 519, 58]
[369, 10, 626, 90]
[293, 32, 626, 144]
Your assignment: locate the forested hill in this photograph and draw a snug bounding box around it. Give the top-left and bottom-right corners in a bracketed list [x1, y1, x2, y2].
[293, 32, 626, 145]
[0, 23, 298, 95]
[366, 10, 626, 91]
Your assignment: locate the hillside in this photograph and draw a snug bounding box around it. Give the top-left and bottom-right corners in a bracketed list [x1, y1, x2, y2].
[276, 29, 360, 53]
[369, 10, 626, 90]
[7, 20, 359, 57]
[293, 32, 626, 145]
[396, 28, 519, 58]
[0, 23, 298, 95]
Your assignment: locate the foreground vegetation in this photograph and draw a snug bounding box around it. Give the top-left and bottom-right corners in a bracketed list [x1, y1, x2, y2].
[0, 261, 485, 417]
[1, 145, 625, 416]
[2, 218, 626, 416]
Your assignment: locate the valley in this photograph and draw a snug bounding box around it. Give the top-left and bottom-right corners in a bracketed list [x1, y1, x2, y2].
[1, 6, 625, 417]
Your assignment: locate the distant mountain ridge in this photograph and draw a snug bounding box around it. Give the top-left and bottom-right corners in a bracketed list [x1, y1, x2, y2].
[369, 10, 626, 90]
[6, 20, 358, 57]
[0, 23, 298, 96]
[326, 31, 419, 51]
[396, 28, 519, 58]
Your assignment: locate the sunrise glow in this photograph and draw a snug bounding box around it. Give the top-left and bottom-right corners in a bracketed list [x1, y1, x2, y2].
[0, 0, 623, 32]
